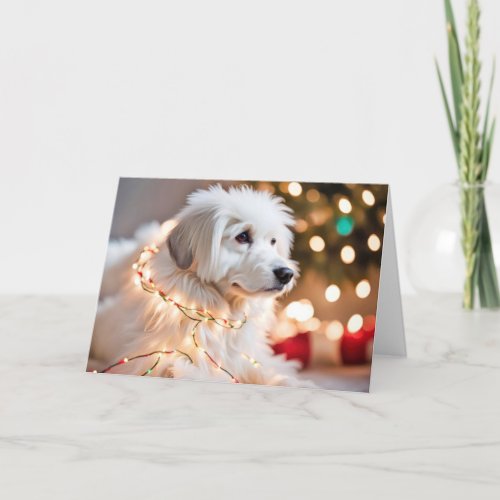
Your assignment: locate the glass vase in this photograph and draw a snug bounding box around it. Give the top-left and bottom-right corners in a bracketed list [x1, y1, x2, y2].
[407, 182, 500, 310]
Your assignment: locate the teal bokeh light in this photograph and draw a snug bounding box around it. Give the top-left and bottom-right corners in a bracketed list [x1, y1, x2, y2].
[336, 216, 354, 236]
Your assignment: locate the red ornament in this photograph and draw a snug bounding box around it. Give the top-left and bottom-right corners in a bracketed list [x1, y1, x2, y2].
[272, 332, 311, 368]
[340, 315, 376, 365]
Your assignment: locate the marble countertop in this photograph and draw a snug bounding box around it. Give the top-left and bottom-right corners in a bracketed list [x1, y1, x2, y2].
[1, 295, 499, 499]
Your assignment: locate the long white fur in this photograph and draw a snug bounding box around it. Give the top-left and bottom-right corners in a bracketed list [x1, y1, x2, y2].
[88, 184, 309, 386]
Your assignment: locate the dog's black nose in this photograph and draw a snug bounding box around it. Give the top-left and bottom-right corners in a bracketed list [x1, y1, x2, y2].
[273, 267, 294, 285]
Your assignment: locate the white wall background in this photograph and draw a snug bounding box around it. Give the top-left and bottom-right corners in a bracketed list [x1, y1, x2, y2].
[1, 0, 499, 294]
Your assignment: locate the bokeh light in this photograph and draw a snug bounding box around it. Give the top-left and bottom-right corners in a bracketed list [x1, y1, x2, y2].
[367, 234, 381, 251]
[340, 245, 356, 263]
[362, 189, 375, 206]
[326, 321, 344, 340]
[347, 314, 363, 333]
[304, 317, 321, 331]
[310, 235, 326, 252]
[325, 284, 341, 302]
[310, 207, 332, 226]
[286, 300, 315, 322]
[288, 182, 303, 197]
[336, 216, 354, 236]
[338, 198, 352, 214]
[306, 189, 320, 202]
[355, 279, 371, 298]
[295, 219, 308, 233]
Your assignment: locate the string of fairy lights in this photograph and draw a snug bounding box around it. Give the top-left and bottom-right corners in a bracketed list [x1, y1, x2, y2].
[94, 244, 261, 382]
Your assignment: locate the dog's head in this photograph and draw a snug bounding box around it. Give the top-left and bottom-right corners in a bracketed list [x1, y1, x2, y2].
[167, 184, 297, 298]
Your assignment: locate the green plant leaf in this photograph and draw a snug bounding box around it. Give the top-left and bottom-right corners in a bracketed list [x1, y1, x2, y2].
[445, 0, 464, 127]
[448, 31, 464, 128]
[444, 0, 459, 37]
[483, 117, 496, 179]
[477, 201, 500, 308]
[481, 58, 495, 169]
[436, 59, 459, 163]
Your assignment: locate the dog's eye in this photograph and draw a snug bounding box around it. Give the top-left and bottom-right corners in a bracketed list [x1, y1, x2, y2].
[235, 231, 251, 244]
[271, 238, 277, 246]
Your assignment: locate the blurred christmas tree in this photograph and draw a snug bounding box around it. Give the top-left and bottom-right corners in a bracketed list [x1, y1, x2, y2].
[253, 181, 388, 285]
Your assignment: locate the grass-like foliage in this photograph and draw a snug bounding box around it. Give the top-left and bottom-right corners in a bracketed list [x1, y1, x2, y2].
[436, 0, 499, 309]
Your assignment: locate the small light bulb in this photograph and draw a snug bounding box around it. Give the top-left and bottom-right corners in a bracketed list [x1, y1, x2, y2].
[161, 219, 178, 235]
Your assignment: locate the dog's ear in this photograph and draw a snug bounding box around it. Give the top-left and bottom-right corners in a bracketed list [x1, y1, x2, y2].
[167, 222, 194, 270]
[167, 206, 229, 280]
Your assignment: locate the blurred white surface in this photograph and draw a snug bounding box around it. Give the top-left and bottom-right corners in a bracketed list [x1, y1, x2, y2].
[1, 294, 499, 498]
[1, 1, 499, 293]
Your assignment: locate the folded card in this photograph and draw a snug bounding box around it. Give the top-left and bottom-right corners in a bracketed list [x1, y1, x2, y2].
[87, 178, 405, 392]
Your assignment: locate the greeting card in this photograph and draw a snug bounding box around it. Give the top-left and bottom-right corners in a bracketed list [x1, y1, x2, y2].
[87, 178, 405, 391]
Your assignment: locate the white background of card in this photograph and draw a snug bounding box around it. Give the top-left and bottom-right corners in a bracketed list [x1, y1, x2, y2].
[1, 0, 499, 294]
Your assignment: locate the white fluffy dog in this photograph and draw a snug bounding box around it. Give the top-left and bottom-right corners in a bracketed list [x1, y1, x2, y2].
[88, 184, 310, 387]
